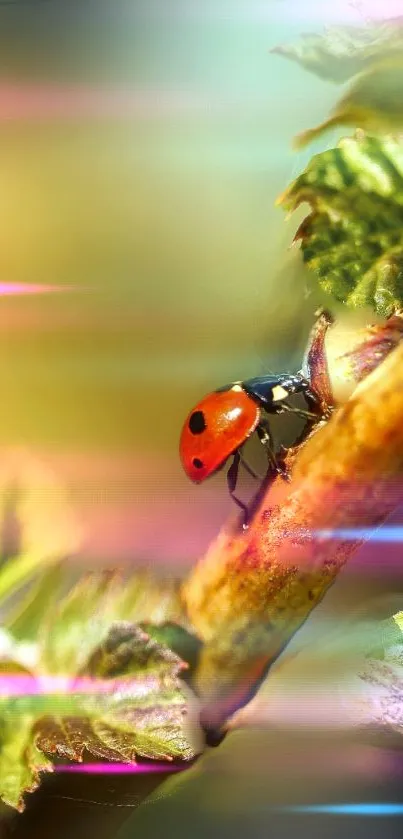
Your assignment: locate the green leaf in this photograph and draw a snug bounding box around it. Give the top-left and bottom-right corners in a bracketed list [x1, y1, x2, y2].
[34, 715, 129, 763]
[356, 613, 403, 737]
[0, 626, 39, 673]
[36, 623, 196, 764]
[365, 610, 403, 662]
[279, 133, 403, 316]
[0, 622, 197, 810]
[0, 574, 200, 811]
[0, 708, 53, 812]
[272, 19, 403, 84]
[81, 621, 186, 679]
[0, 684, 103, 812]
[80, 623, 194, 762]
[6, 562, 65, 642]
[38, 571, 186, 676]
[139, 622, 202, 676]
[38, 571, 120, 675]
[293, 55, 403, 150]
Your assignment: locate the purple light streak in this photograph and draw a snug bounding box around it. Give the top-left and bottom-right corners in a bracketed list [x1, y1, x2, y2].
[55, 762, 187, 775]
[0, 673, 132, 696]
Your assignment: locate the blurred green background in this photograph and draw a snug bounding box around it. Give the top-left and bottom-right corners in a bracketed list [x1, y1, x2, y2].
[0, 0, 364, 567]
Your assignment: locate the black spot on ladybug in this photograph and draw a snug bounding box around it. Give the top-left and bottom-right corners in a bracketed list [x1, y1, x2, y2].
[193, 458, 204, 469]
[189, 411, 206, 435]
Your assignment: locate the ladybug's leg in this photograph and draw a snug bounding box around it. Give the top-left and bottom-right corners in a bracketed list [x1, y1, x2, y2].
[277, 384, 323, 447]
[238, 451, 261, 481]
[300, 308, 334, 415]
[227, 452, 249, 527]
[279, 398, 318, 420]
[257, 419, 289, 481]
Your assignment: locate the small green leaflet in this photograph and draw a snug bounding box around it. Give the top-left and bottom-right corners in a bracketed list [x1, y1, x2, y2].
[363, 610, 403, 664]
[272, 18, 403, 84]
[279, 133, 403, 316]
[5, 563, 65, 643]
[0, 711, 53, 812]
[358, 610, 403, 735]
[37, 570, 186, 676]
[139, 622, 202, 677]
[82, 620, 188, 679]
[293, 55, 403, 150]
[0, 688, 90, 812]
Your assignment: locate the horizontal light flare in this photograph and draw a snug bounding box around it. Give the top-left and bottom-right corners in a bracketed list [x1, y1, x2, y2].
[0, 282, 73, 296]
[0, 673, 161, 696]
[315, 527, 403, 543]
[277, 803, 403, 816]
[0, 83, 270, 120]
[55, 761, 188, 775]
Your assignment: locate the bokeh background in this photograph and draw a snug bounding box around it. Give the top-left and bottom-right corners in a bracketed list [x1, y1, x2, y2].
[3, 2, 403, 839]
[0, 0, 385, 570]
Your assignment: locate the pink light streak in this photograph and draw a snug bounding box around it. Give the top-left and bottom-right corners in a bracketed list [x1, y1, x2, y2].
[0, 282, 73, 296]
[0, 83, 263, 121]
[0, 673, 143, 696]
[55, 762, 188, 775]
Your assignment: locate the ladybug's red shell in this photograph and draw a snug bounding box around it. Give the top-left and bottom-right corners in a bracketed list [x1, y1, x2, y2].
[179, 386, 260, 483]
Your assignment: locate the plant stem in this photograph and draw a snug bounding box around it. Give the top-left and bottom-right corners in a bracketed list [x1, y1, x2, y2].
[182, 341, 403, 730]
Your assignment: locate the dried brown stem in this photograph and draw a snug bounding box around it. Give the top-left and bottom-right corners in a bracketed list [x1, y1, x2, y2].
[181, 340, 403, 729]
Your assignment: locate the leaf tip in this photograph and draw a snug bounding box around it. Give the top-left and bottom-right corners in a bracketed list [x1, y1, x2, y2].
[292, 129, 313, 151]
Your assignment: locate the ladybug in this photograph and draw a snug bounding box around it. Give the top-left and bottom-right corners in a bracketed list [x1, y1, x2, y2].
[179, 310, 334, 526]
